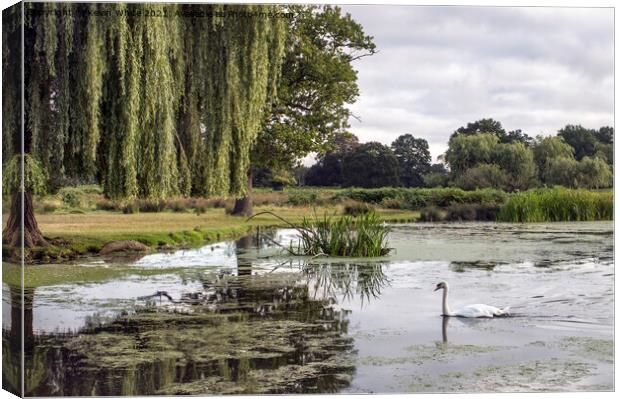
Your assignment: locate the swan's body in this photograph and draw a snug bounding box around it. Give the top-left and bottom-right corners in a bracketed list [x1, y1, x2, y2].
[434, 281, 509, 318]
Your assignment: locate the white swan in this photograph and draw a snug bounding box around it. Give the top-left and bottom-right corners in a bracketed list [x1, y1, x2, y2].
[434, 281, 509, 318]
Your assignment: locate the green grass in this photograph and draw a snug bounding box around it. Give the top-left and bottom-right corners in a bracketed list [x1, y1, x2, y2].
[497, 187, 613, 222]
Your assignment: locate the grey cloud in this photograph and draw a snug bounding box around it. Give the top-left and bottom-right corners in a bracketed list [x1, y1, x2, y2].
[341, 5, 613, 160]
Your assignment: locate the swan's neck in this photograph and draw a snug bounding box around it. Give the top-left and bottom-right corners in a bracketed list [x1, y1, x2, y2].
[442, 287, 453, 316]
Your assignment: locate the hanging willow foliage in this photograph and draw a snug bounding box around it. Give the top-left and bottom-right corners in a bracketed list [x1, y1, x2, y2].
[2, 4, 21, 162]
[13, 2, 287, 201]
[68, 4, 106, 179]
[101, 3, 139, 201]
[22, 2, 105, 187]
[201, 4, 286, 197]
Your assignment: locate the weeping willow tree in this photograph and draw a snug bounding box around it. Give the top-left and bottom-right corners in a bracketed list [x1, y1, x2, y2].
[99, 3, 182, 201]
[174, 4, 286, 199]
[3, 3, 287, 247]
[101, 3, 286, 201]
[3, 2, 106, 247]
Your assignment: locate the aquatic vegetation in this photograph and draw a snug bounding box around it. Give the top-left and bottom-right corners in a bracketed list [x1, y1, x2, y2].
[295, 212, 390, 257]
[249, 211, 391, 257]
[498, 188, 613, 222]
[405, 359, 596, 393]
[26, 278, 356, 396]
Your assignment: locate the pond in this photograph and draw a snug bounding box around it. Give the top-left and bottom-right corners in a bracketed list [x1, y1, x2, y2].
[2, 222, 614, 395]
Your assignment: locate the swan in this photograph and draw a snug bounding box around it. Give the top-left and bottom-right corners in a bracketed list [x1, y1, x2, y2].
[434, 281, 509, 318]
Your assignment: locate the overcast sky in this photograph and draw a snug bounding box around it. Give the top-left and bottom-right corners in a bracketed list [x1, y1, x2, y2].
[340, 5, 614, 162]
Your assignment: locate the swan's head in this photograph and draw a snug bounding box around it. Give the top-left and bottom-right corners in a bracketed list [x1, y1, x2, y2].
[434, 281, 448, 291]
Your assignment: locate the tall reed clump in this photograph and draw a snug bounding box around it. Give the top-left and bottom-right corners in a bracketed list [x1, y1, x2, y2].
[249, 211, 391, 257]
[296, 212, 391, 257]
[497, 188, 613, 222]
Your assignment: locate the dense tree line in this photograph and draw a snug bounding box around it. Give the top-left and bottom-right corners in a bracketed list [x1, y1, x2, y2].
[304, 132, 434, 188]
[444, 120, 612, 191]
[295, 119, 612, 190]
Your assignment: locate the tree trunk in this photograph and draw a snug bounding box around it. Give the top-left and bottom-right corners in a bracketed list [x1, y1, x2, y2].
[231, 168, 254, 217]
[2, 191, 48, 248]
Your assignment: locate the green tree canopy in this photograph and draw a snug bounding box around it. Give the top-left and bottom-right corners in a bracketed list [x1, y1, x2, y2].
[454, 164, 509, 191]
[16, 2, 287, 201]
[252, 5, 376, 173]
[491, 142, 538, 190]
[542, 157, 579, 188]
[533, 136, 574, 181]
[342, 142, 400, 188]
[451, 118, 506, 140]
[557, 125, 599, 161]
[391, 134, 431, 187]
[445, 133, 499, 174]
[305, 132, 360, 186]
[576, 156, 613, 189]
[594, 126, 614, 145]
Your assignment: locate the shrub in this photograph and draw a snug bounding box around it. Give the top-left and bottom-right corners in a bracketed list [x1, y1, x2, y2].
[343, 200, 375, 216]
[288, 191, 319, 206]
[419, 206, 444, 222]
[78, 184, 103, 194]
[205, 197, 229, 208]
[334, 187, 507, 210]
[122, 202, 139, 214]
[194, 204, 207, 216]
[423, 172, 448, 188]
[58, 187, 83, 208]
[333, 188, 403, 204]
[445, 204, 478, 221]
[380, 198, 407, 209]
[473, 204, 501, 221]
[95, 199, 118, 211]
[166, 199, 188, 213]
[136, 199, 165, 212]
[444, 204, 501, 221]
[41, 203, 58, 213]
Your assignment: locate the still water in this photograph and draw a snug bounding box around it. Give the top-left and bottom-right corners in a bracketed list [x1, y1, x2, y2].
[2, 222, 614, 395]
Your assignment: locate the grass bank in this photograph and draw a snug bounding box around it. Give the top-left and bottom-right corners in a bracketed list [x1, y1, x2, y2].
[2, 205, 419, 264]
[1, 185, 612, 264]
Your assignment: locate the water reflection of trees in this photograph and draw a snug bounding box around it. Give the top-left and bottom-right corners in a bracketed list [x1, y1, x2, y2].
[2, 286, 53, 397]
[3, 265, 356, 396]
[0, 232, 395, 396]
[302, 262, 390, 305]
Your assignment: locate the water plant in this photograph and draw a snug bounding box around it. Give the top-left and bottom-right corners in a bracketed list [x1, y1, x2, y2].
[497, 187, 613, 222]
[248, 211, 391, 257]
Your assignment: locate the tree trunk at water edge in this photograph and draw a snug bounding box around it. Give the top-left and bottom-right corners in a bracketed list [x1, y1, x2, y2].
[231, 168, 254, 217]
[2, 191, 48, 248]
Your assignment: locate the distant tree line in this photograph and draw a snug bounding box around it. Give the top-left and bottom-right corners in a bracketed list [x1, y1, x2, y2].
[262, 119, 612, 191]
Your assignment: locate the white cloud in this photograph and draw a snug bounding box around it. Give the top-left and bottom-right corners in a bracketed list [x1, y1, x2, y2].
[341, 5, 614, 161]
